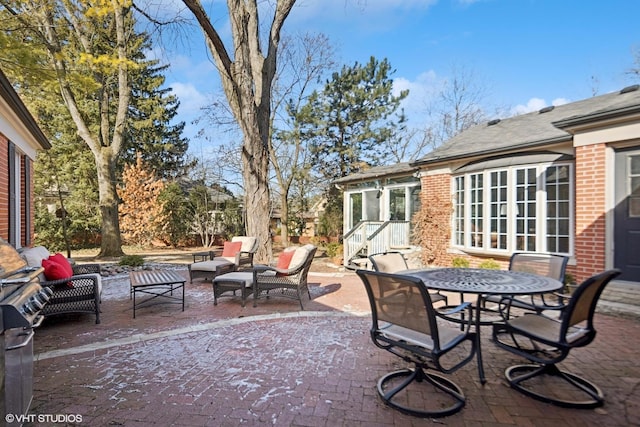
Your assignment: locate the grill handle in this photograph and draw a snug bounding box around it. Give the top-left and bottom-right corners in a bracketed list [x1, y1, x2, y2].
[6, 329, 34, 350]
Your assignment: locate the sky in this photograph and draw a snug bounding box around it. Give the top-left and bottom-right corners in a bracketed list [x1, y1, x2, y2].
[154, 0, 640, 159]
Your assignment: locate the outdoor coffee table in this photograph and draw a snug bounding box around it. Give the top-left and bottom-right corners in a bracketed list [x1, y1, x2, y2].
[129, 270, 186, 318]
[212, 271, 254, 307]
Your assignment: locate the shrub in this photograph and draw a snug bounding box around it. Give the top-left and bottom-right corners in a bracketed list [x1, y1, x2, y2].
[119, 254, 144, 267]
[477, 258, 500, 270]
[452, 257, 470, 268]
[325, 242, 343, 258]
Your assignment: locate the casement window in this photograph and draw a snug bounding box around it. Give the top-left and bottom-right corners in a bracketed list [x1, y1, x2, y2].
[452, 158, 574, 256]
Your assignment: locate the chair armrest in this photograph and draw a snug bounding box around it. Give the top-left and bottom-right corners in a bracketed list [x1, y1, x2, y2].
[440, 301, 471, 316]
[253, 264, 288, 276]
[72, 263, 101, 275]
[41, 273, 100, 288]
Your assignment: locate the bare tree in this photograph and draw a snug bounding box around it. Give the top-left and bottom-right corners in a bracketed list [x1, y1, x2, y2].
[424, 64, 489, 149]
[181, 0, 296, 262]
[270, 32, 336, 245]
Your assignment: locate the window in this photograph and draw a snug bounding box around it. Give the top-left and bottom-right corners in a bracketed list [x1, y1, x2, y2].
[453, 177, 465, 246]
[453, 162, 573, 255]
[469, 173, 483, 248]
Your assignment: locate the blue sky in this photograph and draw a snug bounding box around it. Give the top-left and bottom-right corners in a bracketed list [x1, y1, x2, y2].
[157, 0, 640, 157]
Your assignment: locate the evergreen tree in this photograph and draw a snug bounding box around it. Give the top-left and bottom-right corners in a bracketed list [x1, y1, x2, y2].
[301, 56, 409, 182]
[121, 35, 193, 180]
[296, 56, 408, 236]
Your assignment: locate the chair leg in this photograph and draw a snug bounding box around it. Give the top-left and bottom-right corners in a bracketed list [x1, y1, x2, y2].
[505, 364, 604, 408]
[377, 366, 465, 418]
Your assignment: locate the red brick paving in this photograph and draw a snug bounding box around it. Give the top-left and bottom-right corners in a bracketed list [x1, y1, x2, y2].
[26, 267, 640, 426]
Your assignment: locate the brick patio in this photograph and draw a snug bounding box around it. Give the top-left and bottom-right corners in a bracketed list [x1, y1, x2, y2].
[27, 266, 640, 426]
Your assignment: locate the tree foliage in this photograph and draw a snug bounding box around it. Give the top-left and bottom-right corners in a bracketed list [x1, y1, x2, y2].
[295, 56, 408, 236]
[301, 56, 408, 181]
[121, 40, 193, 180]
[0, 0, 139, 256]
[157, 182, 192, 247]
[118, 156, 166, 246]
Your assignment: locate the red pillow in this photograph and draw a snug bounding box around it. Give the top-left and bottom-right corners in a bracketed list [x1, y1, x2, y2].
[41, 258, 73, 287]
[49, 253, 73, 277]
[221, 241, 243, 257]
[276, 250, 295, 270]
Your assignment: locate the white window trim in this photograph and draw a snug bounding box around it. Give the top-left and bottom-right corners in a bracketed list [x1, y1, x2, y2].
[451, 162, 574, 256]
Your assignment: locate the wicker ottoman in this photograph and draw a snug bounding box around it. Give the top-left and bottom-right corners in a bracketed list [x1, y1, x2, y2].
[188, 259, 235, 283]
[212, 272, 254, 307]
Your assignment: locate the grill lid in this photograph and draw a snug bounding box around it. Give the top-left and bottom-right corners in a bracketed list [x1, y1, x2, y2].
[0, 237, 28, 278]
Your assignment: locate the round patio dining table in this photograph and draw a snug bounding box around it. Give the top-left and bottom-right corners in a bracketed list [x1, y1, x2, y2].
[404, 267, 563, 384]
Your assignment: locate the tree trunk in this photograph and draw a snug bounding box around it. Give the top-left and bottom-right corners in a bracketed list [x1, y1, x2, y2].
[182, 0, 296, 264]
[96, 149, 124, 257]
[280, 191, 290, 246]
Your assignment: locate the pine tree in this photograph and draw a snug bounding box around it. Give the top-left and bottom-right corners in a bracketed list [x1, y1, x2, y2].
[121, 34, 193, 180]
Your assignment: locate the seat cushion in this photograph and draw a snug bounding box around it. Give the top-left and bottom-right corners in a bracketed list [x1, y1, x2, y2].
[276, 250, 295, 270]
[21, 246, 51, 268]
[213, 272, 254, 288]
[231, 236, 257, 253]
[41, 258, 73, 287]
[287, 246, 310, 271]
[49, 253, 73, 277]
[191, 260, 234, 272]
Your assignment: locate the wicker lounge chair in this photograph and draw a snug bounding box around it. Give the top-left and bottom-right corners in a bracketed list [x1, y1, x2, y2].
[252, 244, 317, 309]
[20, 246, 102, 324]
[189, 236, 258, 283]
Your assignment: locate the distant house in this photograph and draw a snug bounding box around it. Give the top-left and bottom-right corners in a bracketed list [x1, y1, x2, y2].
[0, 68, 51, 248]
[339, 85, 640, 283]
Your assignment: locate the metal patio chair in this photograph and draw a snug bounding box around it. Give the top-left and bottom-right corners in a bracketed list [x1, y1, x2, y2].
[356, 269, 476, 417]
[492, 269, 621, 408]
[482, 252, 569, 317]
[369, 252, 447, 305]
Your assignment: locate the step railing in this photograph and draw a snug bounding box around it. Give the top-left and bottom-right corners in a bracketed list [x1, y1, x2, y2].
[343, 220, 411, 265]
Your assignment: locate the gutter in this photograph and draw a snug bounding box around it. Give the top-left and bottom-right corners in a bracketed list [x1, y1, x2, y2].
[410, 135, 572, 168]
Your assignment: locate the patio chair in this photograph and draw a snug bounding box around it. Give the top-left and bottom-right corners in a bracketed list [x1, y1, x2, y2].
[188, 236, 257, 283]
[369, 252, 447, 305]
[492, 269, 621, 408]
[232, 236, 259, 269]
[20, 246, 102, 324]
[482, 252, 569, 316]
[252, 244, 317, 309]
[356, 269, 477, 418]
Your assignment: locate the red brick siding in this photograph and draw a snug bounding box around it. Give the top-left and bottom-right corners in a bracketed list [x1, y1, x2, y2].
[0, 136, 8, 240]
[0, 133, 36, 245]
[574, 144, 607, 282]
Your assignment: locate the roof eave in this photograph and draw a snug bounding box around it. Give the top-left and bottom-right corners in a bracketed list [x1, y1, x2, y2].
[410, 135, 572, 168]
[553, 105, 640, 130]
[0, 69, 51, 150]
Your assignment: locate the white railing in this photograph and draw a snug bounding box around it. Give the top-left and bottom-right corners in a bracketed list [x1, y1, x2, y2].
[343, 220, 411, 264]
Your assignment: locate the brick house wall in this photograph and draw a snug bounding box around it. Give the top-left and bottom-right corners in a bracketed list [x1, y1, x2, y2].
[418, 144, 612, 284]
[0, 136, 8, 240]
[573, 143, 607, 282]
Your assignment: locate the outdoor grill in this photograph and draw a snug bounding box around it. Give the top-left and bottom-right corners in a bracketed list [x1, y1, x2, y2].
[0, 239, 52, 426]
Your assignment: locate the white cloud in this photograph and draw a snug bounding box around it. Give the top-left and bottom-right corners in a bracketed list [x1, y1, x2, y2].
[511, 96, 572, 116]
[170, 82, 209, 117]
[393, 70, 445, 127]
[551, 97, 570, 106]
